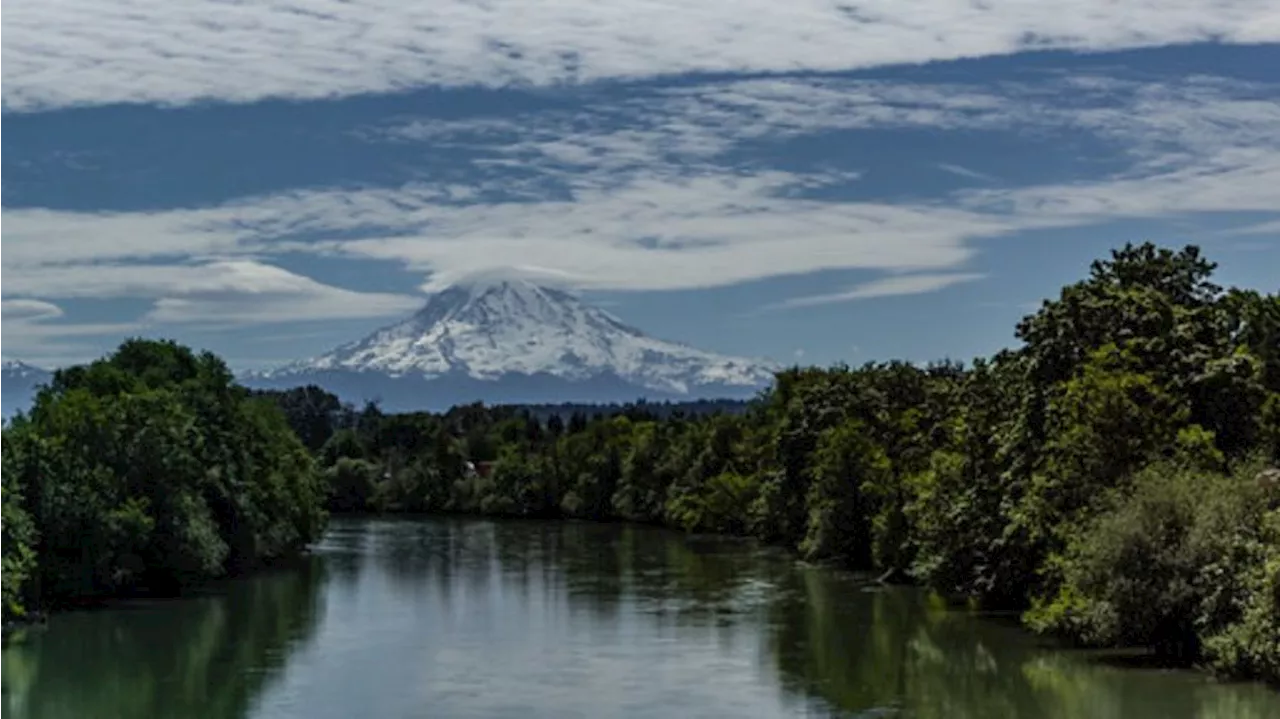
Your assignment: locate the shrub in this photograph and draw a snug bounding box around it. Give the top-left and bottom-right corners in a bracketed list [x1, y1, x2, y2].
[1027, 460, 1278, 676]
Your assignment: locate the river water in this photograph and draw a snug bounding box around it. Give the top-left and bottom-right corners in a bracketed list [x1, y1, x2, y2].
[3, 517, 1277, 718]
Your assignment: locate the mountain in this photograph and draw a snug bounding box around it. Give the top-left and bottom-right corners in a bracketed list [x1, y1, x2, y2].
[243, 277, 778, 412]
[2, 360, 53, 419]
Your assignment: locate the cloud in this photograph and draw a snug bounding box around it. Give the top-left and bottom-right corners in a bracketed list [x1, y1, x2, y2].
[296, 71, 1280, 289]
[936, 163, 998, 182]
[960, 148, 1280, 219]
[3, 260, 423, 328]
[140, 261, 425, 327]
[4, 1, 1278, 111]
[1221, 219, 1280, 236]
[2, 299, 145, 367]
[0, 170, 1019, 294]
[374, 74, 1280, 220]
[2, 73, 1277, 321]
[2, 299, 65, 322]
[774, 272, 986, 309]
[371, 77, 1064, 196]
[334, 173, 1015, 292]
[2, 259, 420, 368]
[948, 76, 1280, 220]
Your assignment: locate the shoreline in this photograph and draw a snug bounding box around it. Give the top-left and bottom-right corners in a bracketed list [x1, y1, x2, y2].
[8, 512, 1276, 693]
[321, 512, 1280, 689]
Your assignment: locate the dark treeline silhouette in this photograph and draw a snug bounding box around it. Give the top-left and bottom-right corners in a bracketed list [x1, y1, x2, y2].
[243, 389, 755, 455]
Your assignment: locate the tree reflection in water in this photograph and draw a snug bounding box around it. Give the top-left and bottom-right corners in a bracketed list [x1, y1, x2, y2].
[4, 519, 1276, 719]
[2, 558, 326, 719]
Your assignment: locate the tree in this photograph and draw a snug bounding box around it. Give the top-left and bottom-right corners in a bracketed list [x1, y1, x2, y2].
[3, 339, 328, 608]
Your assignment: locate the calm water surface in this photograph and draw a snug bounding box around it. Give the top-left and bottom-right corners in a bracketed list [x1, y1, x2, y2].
[3, 517, 1278, 718]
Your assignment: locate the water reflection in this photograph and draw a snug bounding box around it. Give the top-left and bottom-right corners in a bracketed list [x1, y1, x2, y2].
[3, 518, 1277, 719]
[2, 558, 326, 719]
[762, 560, 1280, 719]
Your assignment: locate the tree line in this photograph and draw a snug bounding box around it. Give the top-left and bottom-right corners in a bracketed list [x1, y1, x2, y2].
[260, 243, 1279, 683]
[2, 243, 1277, 683]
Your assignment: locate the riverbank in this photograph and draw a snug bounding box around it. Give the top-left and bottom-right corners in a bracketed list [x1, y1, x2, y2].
[336, 498, 1280, 687]
[7, 517, 1278, 719]
[271, 245, 1278, 684]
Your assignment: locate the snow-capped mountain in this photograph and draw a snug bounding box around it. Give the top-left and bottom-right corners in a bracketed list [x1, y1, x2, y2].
[2, 360, 53, 418]
[244, 277, 778, 411]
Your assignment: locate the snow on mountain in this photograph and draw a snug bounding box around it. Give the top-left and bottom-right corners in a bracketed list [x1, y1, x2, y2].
[247, 277, 777, 408]
[2, 359, 50, 380]
[2, 360, 53, 418]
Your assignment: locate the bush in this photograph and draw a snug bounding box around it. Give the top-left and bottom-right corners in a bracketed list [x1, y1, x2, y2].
[326, 458, 382, 512]
[1026, 460, 1279, 678]
[666, 472, 758, 535]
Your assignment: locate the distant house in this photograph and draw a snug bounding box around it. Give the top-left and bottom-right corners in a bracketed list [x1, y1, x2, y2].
[463, 461, 496, 479]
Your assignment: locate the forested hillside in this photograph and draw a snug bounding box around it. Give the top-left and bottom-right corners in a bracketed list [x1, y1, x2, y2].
[3, 243, 1277, 683]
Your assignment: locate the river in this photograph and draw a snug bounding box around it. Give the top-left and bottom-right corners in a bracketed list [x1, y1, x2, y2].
[3, 517, 1277, 718]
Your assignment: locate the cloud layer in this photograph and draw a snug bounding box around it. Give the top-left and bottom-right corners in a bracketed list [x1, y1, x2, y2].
[4, 1, 1279, 110]
[3, 26, 1278, 366]
[6, 74, 1275, 304]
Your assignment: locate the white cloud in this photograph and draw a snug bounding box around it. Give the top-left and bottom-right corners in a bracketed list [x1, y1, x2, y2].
[140, 261, 424, 327]
[379, 79, 1033, 185]
[960, 148, 1280, 219]
[2, 260, 423, 328]
[3, 1, 1278, 111]
[2, 299, 145, 367]
[0, 171, 1019, 295]
[2, 73, 1277, 326]
[2, 299, 65, 322]
[333, 173, 1015, 292]
[1221, 219, 1280, 237]
[774, 272, 986, 309]
[12, 72, 1273, 290]
[2, 257, 421, 372]
[936, 163, 998, 182]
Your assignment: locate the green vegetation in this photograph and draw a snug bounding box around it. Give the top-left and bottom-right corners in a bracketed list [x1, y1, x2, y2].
[257, 243, 1278, 683]
[2, 242, 1276, 685]
[1, 340, 328, 621]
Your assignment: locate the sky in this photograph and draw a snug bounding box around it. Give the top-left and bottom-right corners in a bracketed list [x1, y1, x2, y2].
[2, 1, 1279, 372]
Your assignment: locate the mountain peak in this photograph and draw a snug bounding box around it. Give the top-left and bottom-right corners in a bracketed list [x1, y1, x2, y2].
[2, 359, 49, 375]
[253, 278, 777, 406]
[409, 277, 606, 338]
[2, 360, 54, 418]
[437, 266, 581, 295]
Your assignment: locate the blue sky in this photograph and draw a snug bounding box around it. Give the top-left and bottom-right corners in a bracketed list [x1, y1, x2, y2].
[2, 1, 1278, 371]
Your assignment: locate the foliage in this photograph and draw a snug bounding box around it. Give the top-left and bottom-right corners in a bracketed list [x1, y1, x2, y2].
[2, 435, 39, 620]
[8, 243, 1276, 686]
[1026, 462, 1280, 673]
[267, 243, 1275, 683]
[1, 339, 328, 611]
